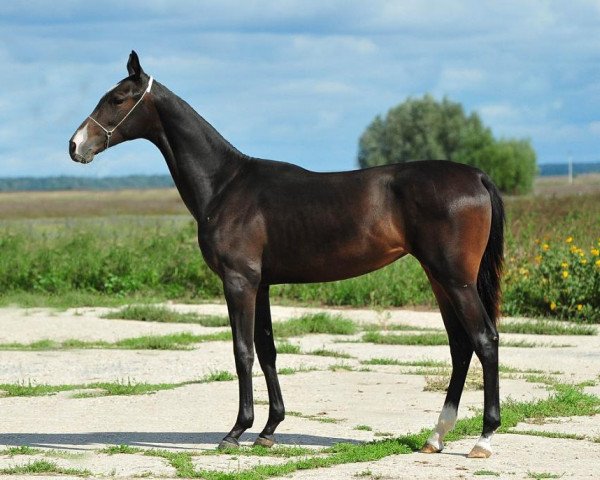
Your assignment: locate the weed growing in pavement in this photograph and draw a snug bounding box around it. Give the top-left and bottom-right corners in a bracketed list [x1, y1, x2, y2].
[103, 304, 229, 327]
[274, 312, 357, 337]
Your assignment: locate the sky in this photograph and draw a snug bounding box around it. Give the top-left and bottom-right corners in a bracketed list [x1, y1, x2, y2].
[1, 1, 599, 178]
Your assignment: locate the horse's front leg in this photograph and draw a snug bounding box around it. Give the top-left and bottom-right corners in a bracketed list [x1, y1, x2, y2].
[218, 270, 258, 449]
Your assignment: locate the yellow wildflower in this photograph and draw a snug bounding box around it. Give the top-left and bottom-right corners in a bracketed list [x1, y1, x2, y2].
[592, 248, 599, 257]
[535, 255, 542, 264]
[542, 243, 550, 251]
[581, 259, 587, 265]
[550, 301, 557, 311]
[562, 270, 569, 279]
[577, 304, 583, 311]
[596, 259, 600, 268]
[570, 246, 578, 254]
[561, 262, 568, 268]
[519, 267, 529, 277]
[565, 236, 573, 243]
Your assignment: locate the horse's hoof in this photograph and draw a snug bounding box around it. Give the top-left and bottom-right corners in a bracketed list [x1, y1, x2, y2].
[467, 445, 492, 458]
[420, 442, 442, 454]
[218, 436, 240, 450]
[253, 435, 275, 448]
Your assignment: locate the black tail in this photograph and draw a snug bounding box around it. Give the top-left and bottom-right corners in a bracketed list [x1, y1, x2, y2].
[477, 175, 505, 325]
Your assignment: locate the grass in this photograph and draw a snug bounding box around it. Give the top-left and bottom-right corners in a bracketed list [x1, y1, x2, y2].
[498, 320, 596, 336]
[361, 331, 561, 348]
[287, 410, 342, 424]
[274, 313, 357, 337]
[1, 188, 599, 323]
[103, 304, 229, 327]
[0, 371, 235, 398]
[101, 444, 144, 455]
[511, 430, 587, 441]
[362, 331, 449, 346]
[276, 342, 301, 354]
[200, 370, 235, 383]
[329, 363, 354, 372]
[0, 459, 91, 476]
[474, 471, 501, 477]
[277, 366, 318, 375]
[0, 446, 43, 456]
[0, 331, 232, 351]
[361, 358, 448, 367]
[423, 368, 484, 392]
[308, 348, 353, 358]
[354, 425, 373, 431]
[526, 472, 564, 479]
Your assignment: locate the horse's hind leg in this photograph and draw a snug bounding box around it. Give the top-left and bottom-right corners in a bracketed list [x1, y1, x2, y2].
[253, 285, 285, 447]
[421, 275, 474, 454]
[434, 280, 500, 458]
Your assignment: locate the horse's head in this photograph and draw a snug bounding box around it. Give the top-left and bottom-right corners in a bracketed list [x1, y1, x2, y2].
[69, 51, 154, 164]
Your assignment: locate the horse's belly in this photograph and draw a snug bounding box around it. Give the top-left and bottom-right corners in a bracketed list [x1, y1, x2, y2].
[262, 243, 407, 284]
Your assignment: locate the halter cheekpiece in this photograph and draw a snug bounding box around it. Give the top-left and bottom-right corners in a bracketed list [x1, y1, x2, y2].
[88, 76, 153, 149]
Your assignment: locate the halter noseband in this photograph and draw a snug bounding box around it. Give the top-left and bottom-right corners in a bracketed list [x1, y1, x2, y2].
[88, 76, 153, 149]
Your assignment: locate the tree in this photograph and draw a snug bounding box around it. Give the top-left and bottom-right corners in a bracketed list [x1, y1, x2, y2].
[357, 95, 537, 194]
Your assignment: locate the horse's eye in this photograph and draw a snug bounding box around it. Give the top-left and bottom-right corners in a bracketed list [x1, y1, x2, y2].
[112, 96, 126, 105]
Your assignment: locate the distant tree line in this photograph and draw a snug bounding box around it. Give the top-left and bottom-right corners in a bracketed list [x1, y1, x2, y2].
[538, 162, 600, 176]
[358, 95, 537, 194]
[0, 175, 174, 192]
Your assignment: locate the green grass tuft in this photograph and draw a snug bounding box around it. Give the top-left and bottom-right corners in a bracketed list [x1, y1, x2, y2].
[526, 472, 564, 479]
[354, 425, 373, 431]
[0, 331, 232, 351]
[101, 444, 144, 455]
[200, 370, 235, 383]
[362, 331, 448, 346]
[498, 320, 596, 336]
[0, 459, 91, 476]
[361, 358, 448, 367]
[275, 313, 357, 337]
[308, 348, 352, 358]
[103, 305, 229, 327]
[0, 446, 42, 456]
[276, 342, 302, 354]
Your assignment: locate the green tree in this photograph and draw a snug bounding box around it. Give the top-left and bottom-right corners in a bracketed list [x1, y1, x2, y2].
[358, 94, 537, 194]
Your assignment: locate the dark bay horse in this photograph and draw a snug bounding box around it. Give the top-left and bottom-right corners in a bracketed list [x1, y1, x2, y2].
[69, 51, 504, 458]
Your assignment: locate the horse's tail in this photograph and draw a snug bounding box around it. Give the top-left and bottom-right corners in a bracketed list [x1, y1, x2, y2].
[477, 175, 505, 325]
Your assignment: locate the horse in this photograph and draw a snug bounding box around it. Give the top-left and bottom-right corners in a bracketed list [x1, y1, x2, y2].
[69, 51, 504, 458]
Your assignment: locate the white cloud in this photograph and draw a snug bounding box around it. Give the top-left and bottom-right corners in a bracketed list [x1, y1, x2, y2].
[436, 67, 485, 93]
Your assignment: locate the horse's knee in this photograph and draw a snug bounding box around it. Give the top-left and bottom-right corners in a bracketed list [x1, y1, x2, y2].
[472, 331, 499, 362]
[233, 344, 255, 371]
[237, 411, 254, 430]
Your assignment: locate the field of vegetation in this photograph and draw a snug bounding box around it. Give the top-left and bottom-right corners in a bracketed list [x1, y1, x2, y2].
[0, 176, 598, 322]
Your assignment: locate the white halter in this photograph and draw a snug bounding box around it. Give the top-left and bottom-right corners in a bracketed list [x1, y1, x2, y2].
[88, 76, 153, 149]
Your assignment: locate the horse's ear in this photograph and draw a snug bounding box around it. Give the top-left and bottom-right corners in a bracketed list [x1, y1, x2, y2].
[127, 50, 144, 78]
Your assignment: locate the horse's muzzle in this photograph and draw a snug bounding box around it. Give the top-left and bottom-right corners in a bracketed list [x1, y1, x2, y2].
[69, 140, 94, 164]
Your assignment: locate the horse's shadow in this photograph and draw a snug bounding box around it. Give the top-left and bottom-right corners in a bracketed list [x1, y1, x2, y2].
[0, 432, 359, 450]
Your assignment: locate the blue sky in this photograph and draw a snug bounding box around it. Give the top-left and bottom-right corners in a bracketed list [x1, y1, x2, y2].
[1, 1, 599, 178]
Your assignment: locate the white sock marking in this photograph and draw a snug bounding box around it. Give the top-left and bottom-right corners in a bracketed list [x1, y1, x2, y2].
[426, 404, 457, 451]
[474, 433, 493, 453]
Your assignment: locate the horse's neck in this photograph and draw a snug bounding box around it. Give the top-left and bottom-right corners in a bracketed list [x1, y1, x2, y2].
[150, 82, 247, 221]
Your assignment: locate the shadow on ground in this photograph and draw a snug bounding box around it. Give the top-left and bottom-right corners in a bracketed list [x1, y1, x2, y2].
[0, 432, 359, 450]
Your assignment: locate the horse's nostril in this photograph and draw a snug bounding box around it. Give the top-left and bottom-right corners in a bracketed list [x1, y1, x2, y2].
[69, 140, 76, 156]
